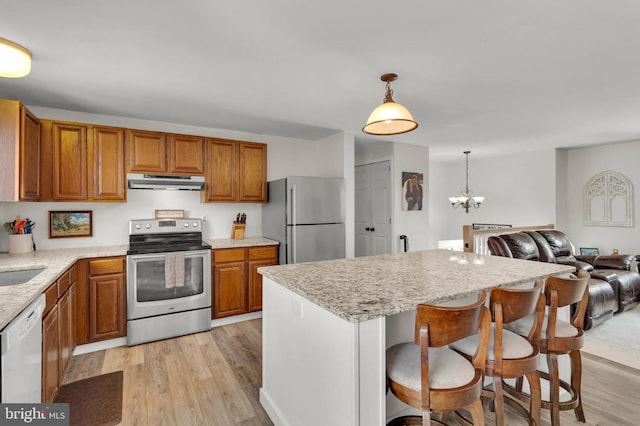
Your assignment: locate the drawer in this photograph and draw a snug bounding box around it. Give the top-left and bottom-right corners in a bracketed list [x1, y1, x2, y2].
[249, 246, 277, 261]
[213, 248, 246, 263]
[43, 282, 59, 316]
[89, 257, 124, 276]
[58, 270, 70, 295]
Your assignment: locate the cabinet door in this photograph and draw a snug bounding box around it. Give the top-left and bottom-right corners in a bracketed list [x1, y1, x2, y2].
[42, 306, 59, 403]
[69, 282, 77, 351]
[52, 123, 88, 200]
[89, 273, 126, 342]
[168, 134, 204, 175]
[58, 290, 72, 384]
[239, 142, 267, 202]
[93, 126, 126, 200]
[213, 262, 246, 318]
[203, 138, 238, 202]
[248, 246, 277, 312]
[19, 106, 40, 201]
[126, 129, 166, 173]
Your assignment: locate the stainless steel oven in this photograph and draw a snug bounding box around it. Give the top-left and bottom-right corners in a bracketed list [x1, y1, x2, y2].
[126, 218, 212, 346]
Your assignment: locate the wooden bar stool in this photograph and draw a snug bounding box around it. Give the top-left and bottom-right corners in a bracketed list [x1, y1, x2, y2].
[503, 274, 589, 426]
[386, 291, 491, 426]
[450, 281, 544, 426]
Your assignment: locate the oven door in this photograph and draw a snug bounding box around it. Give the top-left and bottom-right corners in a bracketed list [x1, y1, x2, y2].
[127, 249, 211, 320]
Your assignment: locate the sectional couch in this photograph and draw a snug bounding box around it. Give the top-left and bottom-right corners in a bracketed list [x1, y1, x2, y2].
[487, 229, 640, 329]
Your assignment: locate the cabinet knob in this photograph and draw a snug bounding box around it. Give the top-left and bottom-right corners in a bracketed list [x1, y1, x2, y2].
[365, 227, 371, 231]
[370, 227, 375, 232]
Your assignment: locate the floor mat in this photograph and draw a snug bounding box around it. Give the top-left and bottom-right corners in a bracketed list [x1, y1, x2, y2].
[53, 370, 123, 426]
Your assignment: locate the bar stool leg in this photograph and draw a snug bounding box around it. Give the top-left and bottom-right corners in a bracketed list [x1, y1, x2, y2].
[525, 370, 541, 426]
[546, 352, 561, 426]
[468, 399, 485, 426]
[493, 376, 505, 426]
[570, 349, 585, 422]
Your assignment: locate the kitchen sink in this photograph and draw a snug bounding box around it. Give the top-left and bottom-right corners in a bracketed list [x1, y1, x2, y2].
[0, 268, 46, 287]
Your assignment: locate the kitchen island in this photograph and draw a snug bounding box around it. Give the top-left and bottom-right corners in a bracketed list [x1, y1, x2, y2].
[258, 249, 574, 426]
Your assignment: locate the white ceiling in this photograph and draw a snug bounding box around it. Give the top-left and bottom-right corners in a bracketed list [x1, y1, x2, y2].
[2, 0, 640, 161]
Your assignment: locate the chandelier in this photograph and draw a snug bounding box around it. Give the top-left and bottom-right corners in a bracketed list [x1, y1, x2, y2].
[449, 151, 484, 213]
[362, 73, 418, 136]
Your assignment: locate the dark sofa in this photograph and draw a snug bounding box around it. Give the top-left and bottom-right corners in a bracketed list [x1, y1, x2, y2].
[487, 229, 640, 329]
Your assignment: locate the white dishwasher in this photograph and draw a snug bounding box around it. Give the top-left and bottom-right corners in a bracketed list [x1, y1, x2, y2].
[1, 294, 46, 403]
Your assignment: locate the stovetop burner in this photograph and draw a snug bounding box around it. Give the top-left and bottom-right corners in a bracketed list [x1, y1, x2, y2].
[127, 218, 211, 255]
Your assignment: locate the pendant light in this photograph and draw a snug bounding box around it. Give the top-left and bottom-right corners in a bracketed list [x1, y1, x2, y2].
[0, 38, 31, 78]
[363, 73, 418, 136]
[449, 151, 484, 213]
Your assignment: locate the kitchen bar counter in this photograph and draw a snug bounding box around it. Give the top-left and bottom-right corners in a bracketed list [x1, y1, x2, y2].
[0, 237, 278, 331]
[258, 249, 574, 426]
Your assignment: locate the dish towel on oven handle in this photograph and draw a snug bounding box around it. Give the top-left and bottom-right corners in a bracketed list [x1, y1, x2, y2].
[164, 252, 186, 288]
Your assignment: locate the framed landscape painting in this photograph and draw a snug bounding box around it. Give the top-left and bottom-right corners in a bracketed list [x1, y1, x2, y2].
[49, 211, 93, 238]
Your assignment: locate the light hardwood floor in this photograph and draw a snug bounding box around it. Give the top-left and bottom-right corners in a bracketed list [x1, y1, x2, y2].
[63, 319, 640, 426]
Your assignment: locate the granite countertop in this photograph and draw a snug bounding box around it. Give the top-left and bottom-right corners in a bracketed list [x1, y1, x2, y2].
[258, 249, 574, 323]
[0, 237, 278, 331]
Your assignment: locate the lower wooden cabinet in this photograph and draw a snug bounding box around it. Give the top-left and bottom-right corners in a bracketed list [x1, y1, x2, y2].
[77, 257, 126, 344]
[41, 264, 78, 403]
[212, 245, 277, 318]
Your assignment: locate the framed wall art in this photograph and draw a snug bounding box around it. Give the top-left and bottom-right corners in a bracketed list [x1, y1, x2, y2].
[49, 210, 93, 238]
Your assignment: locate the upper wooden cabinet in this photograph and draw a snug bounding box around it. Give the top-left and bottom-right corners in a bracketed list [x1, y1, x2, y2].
[126, 129, 204, 175]
[40, 119, 126, 202]
[203, 138, 267, 203]
[0, 99, 41, 201]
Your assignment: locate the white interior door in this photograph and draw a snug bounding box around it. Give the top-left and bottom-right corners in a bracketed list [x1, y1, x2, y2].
[355, 161, 391, 257]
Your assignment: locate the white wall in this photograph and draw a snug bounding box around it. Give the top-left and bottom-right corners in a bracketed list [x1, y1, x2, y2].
[563, 140, 640, 255]
[429, 149, 557, 247]
[0, 107, 354, 252]
[355, 141, 430, 253]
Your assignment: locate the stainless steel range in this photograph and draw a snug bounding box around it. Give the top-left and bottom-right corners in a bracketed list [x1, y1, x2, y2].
[126, 218, 212, 346]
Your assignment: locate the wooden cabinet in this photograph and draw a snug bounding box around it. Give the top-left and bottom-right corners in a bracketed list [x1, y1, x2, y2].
[212, 245, 277, 318]
[203, 139, 267, 202]
[40, 119, 126, 202]
[0, 99, 40, 201]
[248, 246, 278, 312]
[93, 126, 126, 200]
[213, 248, 246, 318]
[126, 129, 204, 175]
[41, 264, 78, 402]
[42, 303, 59, 403]
[86, 257, 126, 342]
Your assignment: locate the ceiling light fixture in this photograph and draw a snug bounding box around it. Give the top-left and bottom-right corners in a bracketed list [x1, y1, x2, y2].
[362, 73, 418, 136]
[0, 38, 31, 78]
[449, 151, 484, 213]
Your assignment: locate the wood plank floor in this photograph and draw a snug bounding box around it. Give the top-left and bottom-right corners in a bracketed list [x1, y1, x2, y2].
[63, 319, 640, 425]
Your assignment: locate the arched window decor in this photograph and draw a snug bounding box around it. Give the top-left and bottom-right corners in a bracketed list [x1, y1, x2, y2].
[584, 171, 633, 227]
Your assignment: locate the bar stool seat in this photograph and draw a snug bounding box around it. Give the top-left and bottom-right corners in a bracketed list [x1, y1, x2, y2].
[386, 291, 491, 426]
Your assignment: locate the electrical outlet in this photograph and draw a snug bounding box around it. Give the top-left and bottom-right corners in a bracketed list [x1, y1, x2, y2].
[202, 215, 208, 223]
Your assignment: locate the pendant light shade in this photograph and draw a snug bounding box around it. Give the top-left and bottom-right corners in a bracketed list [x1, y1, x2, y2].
[363, 73, 418, 136]
[0, 38, 31, 78]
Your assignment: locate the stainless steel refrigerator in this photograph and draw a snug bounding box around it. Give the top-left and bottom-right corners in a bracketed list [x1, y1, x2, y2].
[262, 176, 345, 264]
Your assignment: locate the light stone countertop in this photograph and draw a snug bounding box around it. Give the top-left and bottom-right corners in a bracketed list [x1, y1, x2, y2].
[258, 249, 575, 323]
[0, 237, 278, 331]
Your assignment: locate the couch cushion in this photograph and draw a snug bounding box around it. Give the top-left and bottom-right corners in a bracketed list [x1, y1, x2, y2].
[499, 233, 540, 261]
[538, 230, 574, 257]
[526, 231, 556, 263]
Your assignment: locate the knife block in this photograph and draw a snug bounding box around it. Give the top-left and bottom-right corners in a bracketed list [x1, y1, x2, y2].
[231, 223, 245, 240]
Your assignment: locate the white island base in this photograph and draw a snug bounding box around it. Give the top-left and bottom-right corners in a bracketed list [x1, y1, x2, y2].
[260, 277, 573, 426]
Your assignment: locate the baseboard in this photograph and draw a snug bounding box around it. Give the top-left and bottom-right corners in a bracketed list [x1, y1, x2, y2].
[259, 388, 288, 426]
[211, 311, 262, 328]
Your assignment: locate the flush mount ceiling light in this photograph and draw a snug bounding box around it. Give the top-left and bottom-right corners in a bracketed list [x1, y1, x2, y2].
[0, 38, 31, 78]
[362, 73, 418, 136]
[449, 151, 484, 213]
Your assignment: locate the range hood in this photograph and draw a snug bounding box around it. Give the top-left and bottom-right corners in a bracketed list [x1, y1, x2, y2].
[127, 174, 205, 191]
